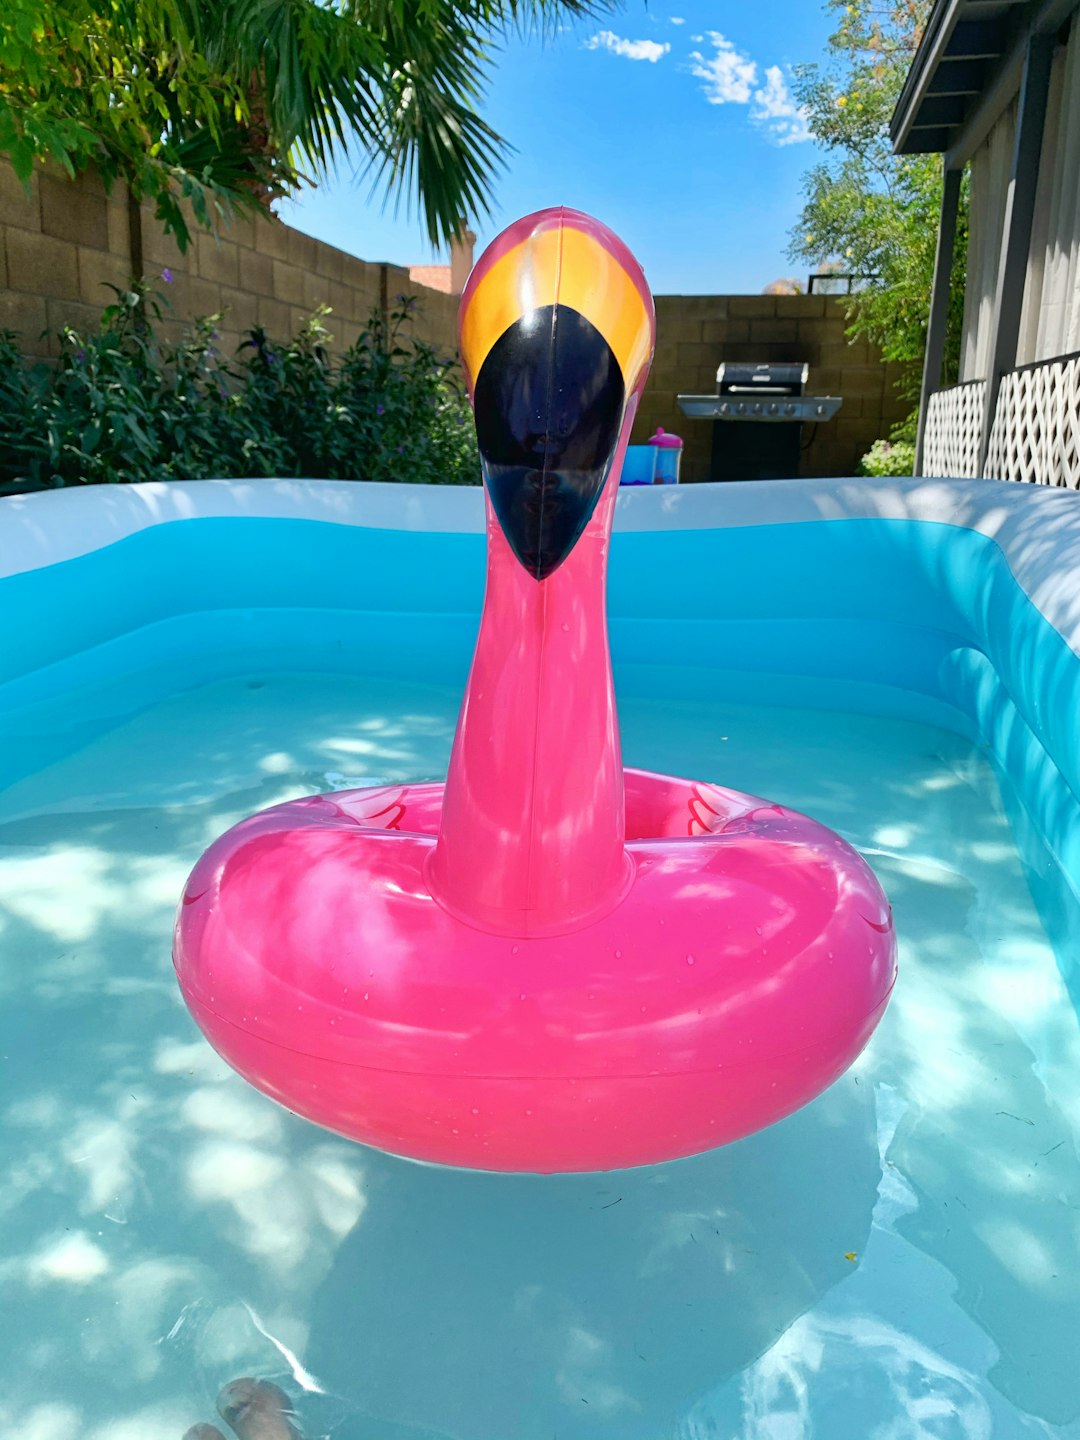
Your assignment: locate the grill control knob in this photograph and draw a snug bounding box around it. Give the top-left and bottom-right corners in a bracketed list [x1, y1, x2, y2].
[769, 403, 778, 416]
[785, 403, 795, 416]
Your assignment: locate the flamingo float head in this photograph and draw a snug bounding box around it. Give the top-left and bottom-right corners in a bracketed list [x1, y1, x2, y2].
[460, 207, 655, 579]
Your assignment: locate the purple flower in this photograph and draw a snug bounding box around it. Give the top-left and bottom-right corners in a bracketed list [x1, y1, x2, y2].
[376, 403, 384, 416]
[162, 268, 173, 284]
[74, 349, 87, 364]
[396, 444, 404, 454]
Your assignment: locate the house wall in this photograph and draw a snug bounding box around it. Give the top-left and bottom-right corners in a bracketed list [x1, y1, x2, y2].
[631, 294, 912, 481]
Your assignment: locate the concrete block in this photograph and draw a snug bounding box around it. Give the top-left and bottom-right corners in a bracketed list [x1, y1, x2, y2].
[223, 209, 256, 250]
[657, 295, 728, 318]
[810, 367, 842, 392]
[778, 295, 826, 318]
[257, 295, 292, 339]
[45, 297, 103, 353]
[253, 215, 290, 261]
[219, 285, 259, 335]
[189, 277, 223, 319]
[156, 270, 190, 321]
[0, 290, 48, 350]
[658, 318, 705, 345]
[342, 253, 380, 292]
[107, 201, 132, 262]
[157, 318, 187, 351]
[40, 174, 108, 250]
[315, 243, 344, 282]
[272, 259, 306, 306]
[77, 247, 131, 306]
[815, 319, 851, 346]
[329, 280, 359, 319]
[747, 319, 800, 345]
[0, 160, 41, 231]
[238, 247, 273, 298]
[838, 366, 885, 397]
[385, 262, 413, 293]
[716, 341, 758, 363]
[286, 227, 318, 274]
[303, 268, 333, 311]
[820, 341, 869, 369]
[712, 321, 751, 345]
[6, 229, 79, 301]
[728, 295, 777, 318]
[141, 218, 188, 272]
[336, 318, 364, 352]
[675, 341, 719, 368]
[196, 233, 239, 288]
[836, 416, 883, 446]
[763, 343, 810, 363]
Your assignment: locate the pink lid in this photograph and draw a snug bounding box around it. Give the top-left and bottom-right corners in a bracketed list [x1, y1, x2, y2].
[647, 426, 683, 449]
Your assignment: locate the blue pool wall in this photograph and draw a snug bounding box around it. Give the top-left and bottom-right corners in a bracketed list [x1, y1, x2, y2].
[2, 476, 1080, 992]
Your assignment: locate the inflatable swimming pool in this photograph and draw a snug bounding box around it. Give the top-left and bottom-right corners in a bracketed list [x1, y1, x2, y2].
[2, 472, 1079, 996]
[3, 473, 1080, 1434]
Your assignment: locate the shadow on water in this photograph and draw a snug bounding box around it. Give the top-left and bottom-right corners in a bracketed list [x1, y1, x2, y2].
[0, 672, 1079, 1437]
[303, 1086, 878, 1440]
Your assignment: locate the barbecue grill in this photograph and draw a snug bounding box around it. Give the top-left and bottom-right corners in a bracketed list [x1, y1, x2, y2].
[677, 362, 842, 481]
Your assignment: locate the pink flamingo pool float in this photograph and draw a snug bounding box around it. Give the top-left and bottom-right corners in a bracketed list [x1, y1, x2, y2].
[174, 208, 896, 1173]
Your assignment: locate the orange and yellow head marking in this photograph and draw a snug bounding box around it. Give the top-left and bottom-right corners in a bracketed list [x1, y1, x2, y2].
[459, 209, 655, 399]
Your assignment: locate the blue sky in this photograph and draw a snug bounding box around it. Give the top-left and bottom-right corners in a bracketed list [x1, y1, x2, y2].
[281, 2, 837, 296]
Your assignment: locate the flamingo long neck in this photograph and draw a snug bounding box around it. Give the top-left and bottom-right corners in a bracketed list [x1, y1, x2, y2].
[429, 472, 627, 937]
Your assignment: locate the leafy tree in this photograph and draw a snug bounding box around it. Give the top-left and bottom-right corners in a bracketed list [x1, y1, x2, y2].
[0, 0, 610, 252]
[789, 0, 969, 411]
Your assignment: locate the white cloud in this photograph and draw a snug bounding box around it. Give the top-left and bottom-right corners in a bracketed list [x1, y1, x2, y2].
[752, 64, 813, 145]
[690, 31, 756, 104]
[586, 30, 671, 63]
[689, 34, 812, 146]
[670, 15, 686, 23]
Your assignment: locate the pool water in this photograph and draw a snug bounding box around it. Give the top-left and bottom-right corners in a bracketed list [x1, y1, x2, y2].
[1, 665, 1079, 1440]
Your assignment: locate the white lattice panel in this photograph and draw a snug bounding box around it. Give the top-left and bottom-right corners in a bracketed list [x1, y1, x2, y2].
[984, 354, 1080, 488]
[923, 380, 987, 477]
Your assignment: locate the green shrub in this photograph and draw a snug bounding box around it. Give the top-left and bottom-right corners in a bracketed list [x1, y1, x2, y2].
[0, 284, 480, 493]
[857, 437, 916, 478]
[0, 331, 48, 490]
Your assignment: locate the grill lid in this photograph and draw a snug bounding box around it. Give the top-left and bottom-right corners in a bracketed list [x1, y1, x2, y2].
[716, 362, 808, 394]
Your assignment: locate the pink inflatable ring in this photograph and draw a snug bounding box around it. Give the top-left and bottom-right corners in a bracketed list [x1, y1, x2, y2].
[174, 209, 896, 1173]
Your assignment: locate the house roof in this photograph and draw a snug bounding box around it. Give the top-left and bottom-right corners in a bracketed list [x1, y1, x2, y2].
[890, 0, 1075, 161]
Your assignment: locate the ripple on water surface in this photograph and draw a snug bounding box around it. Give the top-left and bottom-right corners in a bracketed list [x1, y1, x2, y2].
[0, 670, 1078, 1439]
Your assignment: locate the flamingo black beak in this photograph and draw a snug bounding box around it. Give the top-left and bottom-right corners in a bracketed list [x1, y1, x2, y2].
[473, 304, 624, 580]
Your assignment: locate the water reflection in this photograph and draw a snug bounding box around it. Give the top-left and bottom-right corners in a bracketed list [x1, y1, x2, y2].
[0, 675, 1078, 1438]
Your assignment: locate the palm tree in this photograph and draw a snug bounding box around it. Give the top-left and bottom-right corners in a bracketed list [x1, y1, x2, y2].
[1, 0, 614, 251]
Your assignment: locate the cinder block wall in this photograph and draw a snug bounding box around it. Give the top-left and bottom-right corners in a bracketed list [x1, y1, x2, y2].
[0, 160, 459, 362]
[631, 294, 911, 480]
[3, 162, 910, 479]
